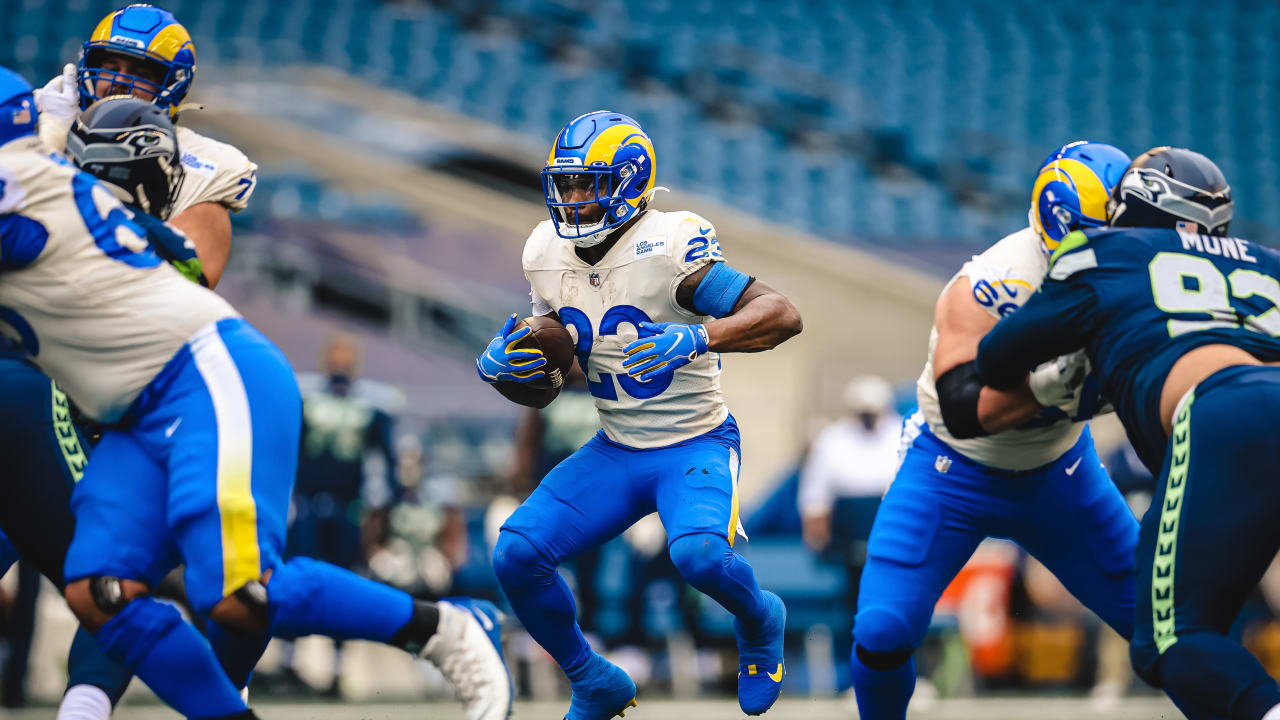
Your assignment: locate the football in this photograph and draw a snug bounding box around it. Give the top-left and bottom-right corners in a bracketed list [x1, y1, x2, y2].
[492, 315, 576, 408]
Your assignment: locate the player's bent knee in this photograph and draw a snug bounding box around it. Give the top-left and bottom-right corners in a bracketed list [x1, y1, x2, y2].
[1129, 637, 1163, 687]
[492, 530, 553, 588]
[208, 579, 270, 634]
[855, 643, 914, 672]
[854, 607, 916, 658]
[65, 577, 150, 632]
[668, 533, 730, 589]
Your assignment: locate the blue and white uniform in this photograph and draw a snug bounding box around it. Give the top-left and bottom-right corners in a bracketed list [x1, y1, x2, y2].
[1, 121, 512, 720]
[851, 227, 1139, 715]
[0, 135, 291, 611]
[502, 209, 746, 557]
[492, 207, 786, 717]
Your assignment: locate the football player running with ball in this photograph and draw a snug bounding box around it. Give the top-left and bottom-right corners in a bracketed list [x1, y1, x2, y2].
[478, 111, 802, 719]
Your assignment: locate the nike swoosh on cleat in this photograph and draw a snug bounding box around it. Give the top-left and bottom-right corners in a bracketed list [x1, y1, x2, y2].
[1065, 457, 1083, 476]
[767, 664, 783, 682]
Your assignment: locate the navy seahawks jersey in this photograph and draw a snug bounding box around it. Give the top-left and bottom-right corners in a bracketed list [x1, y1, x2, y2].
[976, 227, 1280, 473]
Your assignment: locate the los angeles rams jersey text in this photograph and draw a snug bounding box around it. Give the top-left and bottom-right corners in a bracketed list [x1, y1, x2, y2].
[524, 209, 730, 448]
[0, 136, 238, 422]
[917, 227, 1086, 470]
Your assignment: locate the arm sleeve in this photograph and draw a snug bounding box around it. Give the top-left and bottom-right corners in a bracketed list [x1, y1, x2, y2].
[975, 278, 1100, 390]
[691, 261, 752, 318]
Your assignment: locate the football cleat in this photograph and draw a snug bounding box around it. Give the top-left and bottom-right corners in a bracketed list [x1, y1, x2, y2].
[78, 4, 197, 119]
[1029, 141, 1130, 253]
[422, 598, 513, 720]
[541, 110, 657, 247]
[736, 590, 787, 715]
[564, 651, 638, 720]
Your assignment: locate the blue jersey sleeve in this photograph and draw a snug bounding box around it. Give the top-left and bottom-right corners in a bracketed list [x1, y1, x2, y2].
[976, 276, 1101, 390]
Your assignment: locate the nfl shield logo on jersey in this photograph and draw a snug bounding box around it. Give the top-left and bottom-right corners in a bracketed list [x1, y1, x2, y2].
[589, 272, 602, 288]
[935, 455, 952, 474]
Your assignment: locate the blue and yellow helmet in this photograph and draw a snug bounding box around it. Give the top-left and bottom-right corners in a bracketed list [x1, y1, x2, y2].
[77, 4, 196, 120]
[1030, 141, 1131, 251]
[0, 66, 37, 147]
[541, 110, 657, 247]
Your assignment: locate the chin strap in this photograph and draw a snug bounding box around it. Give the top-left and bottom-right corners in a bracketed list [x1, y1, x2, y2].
[173, 101, 205, 118]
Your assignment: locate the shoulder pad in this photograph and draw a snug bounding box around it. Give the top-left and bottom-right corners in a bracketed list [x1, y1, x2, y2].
[1047, 230, 1098, 280]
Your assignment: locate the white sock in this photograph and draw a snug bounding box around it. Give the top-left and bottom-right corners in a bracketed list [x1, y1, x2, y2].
[57, 684, 113, 720]
[1262, 702, 1280, 720]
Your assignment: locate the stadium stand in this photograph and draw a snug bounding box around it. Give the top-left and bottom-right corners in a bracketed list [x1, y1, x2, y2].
[7, 0, 1277, 266]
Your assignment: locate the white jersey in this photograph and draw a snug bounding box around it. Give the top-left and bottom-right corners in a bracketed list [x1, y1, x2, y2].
[0, 136, 239, 422]
[916, 227, 1085, 470]
[38, 107, 257, 217]
[524, 209, 730, 448]
[172, 126, 257, 216]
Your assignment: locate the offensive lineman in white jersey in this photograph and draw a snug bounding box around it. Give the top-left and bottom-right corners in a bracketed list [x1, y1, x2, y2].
[848, 142, 1145, 720]
[34, 3, 256, 289]
[32, 6, 256, 715]
[478, 111, 802, 719]
[0, 68, 513, 720]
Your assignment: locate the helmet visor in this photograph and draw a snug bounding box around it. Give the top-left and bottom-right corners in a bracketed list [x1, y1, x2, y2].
[543, 169, 618, 228]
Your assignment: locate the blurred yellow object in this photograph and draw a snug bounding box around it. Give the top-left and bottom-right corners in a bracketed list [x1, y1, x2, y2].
[1244, 620, 1280, 678]
[1011, 622, 1083, 685]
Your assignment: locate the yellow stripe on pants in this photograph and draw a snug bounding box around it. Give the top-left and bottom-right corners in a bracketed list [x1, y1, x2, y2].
[189, 324, 261, 596]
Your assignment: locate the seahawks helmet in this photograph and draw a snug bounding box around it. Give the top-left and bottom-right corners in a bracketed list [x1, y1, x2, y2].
[1107, 147, 1233, 236]
[77, 4, 196, 120]
[541, 111, 657, 247]
[1029, 141, 1131, 252]
[0, 66, 36, 147]
[67, 96, 184, 218]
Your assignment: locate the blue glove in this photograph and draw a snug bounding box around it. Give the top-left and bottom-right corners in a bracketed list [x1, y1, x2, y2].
[476, 313, 548, 383]
[622, 322, 709, 382]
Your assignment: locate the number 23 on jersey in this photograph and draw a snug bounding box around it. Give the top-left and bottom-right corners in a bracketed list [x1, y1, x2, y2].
[558, 304, 673, 401]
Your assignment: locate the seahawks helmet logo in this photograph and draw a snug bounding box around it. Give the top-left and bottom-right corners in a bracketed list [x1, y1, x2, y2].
[1112, 167, 1233, 234]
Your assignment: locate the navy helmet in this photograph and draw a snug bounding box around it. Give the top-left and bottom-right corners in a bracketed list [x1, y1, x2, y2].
[0, 66, 37, 147]
[1107, 147, 1233, 237]
[67, 96, 184, 218]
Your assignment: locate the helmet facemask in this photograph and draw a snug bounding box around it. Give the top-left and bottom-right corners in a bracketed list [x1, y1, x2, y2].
[542, 159, 647, 248]
[78, 47, 193, 118]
